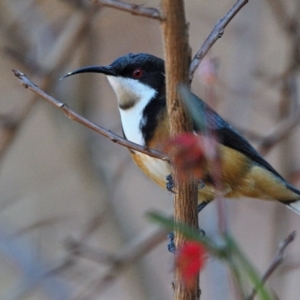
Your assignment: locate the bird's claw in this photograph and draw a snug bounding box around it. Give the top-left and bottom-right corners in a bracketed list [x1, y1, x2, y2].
[166, 174, 176, 194]
[167, 232, 177, 253]
[167, 229, 206, 253]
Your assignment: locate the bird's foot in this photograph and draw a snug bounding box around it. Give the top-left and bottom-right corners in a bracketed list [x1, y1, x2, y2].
[198, 180, 205, 189]
[167, 232, 177, 253]
[166, 174, 176, 193]
[167, 229, 206, 253]
[167, 175, 205, 194]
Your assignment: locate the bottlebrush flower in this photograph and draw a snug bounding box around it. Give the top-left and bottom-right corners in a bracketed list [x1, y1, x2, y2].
[164, 133, 208, 181]
[176, 241, 207, 289]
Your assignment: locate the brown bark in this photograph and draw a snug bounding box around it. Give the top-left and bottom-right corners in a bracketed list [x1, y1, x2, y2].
[161, 1, 199, 299]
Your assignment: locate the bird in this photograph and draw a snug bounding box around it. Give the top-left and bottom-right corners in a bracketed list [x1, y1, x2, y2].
[63, 52, 300, 215]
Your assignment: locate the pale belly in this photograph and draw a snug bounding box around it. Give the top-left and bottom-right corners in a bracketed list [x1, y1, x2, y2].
[130, 151, 171, 188]
[130, 151, 216, 203]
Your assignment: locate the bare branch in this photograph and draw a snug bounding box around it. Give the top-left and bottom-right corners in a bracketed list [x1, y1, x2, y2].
[189, 0, 248, 80]
[247, 231, 296, 300]
[69, 225, 167, 299]
[91, 0, 162, 20]
[1, 9, 98, 165]
[12, 69, 168, 161]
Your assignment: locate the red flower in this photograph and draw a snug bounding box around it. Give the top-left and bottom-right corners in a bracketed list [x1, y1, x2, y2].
[164, 133, 208, 181]
[176, 241, 207, 289]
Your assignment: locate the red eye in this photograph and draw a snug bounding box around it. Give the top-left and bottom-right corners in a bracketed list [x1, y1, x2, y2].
[132, 68, 143, 79]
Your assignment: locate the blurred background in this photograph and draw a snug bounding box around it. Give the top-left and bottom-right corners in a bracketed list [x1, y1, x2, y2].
[0, 0, 300, 299]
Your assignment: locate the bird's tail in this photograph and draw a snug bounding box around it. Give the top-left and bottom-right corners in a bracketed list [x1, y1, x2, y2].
[286, 201, 300, 215]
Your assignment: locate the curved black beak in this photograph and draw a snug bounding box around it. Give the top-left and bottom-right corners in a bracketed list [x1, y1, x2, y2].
[61, 65, 115, 80]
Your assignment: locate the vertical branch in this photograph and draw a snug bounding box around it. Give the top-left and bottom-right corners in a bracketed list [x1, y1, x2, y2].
[161, 1, 199, 299]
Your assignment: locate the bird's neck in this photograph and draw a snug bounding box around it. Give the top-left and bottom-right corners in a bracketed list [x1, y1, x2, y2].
[106, 75, 168, 147]
[118, 95, 152, 146]
[119, 94, 167, 148]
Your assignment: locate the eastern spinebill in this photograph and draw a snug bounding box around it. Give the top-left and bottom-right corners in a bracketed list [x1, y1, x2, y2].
[63, 53, 300, 215]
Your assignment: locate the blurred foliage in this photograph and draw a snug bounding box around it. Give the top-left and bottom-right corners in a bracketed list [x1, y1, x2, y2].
[149, 211, 276, 300]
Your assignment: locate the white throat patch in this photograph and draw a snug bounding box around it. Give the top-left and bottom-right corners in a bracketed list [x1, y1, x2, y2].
[107, 76, 157, 145]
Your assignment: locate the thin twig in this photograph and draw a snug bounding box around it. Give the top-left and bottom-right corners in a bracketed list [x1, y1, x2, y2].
[91, 0, 162, 20]
[73, 225, 167, 300]
[247, 231, 296, 300]
[189, 0, 248, 80]
[1, 9, 98, 164]
[12, 69, 168, 161]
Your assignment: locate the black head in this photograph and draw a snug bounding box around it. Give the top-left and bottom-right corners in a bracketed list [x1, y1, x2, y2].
[63, 53, 165, 92]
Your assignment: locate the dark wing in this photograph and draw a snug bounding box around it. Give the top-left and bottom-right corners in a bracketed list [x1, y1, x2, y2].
[189, 93, 285, 180]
